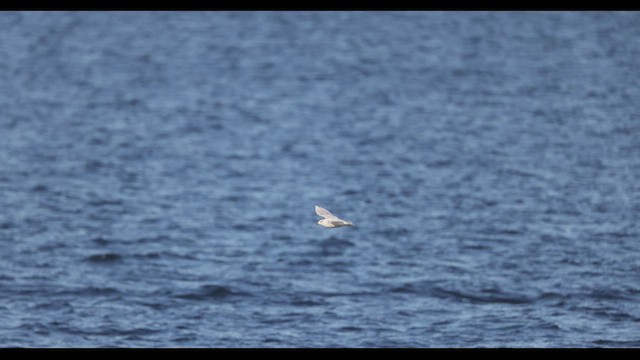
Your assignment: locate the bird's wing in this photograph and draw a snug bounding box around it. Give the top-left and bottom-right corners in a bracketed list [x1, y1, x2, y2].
[315, 205, 338, 219]
[330, 220, 348, 226]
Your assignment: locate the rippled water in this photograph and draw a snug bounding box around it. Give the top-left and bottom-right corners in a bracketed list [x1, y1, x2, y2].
[1, 11, 640, 348]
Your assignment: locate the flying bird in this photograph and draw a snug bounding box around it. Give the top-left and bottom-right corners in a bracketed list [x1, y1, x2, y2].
[315, 205, 354, 228]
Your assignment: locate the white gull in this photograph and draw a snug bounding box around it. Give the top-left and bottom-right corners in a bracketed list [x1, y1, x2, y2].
[315, 205, 354, 228]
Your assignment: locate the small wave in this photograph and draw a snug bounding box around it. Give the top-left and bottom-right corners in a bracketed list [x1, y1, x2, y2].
[337, 326, 363, 332]
[134, 252, 162, 259]
[536, 291, 569, 305]
[232, 223, 263, 231]
[499, 167, 548, 180]
[76, 286, 121, 296]
[377, 211, 403, 219]
[0, 221, 15, 230]
[91, 237, 112, 246]
[84, 159, 111, 172]
[286, 258, 314, 267]
[460, 242, 490, 251]
[37, 241, 68, 252]
[175, 284, 249, 301]
[173, 335, 198, 343]
[433, 288, 533, 304]
[427, 159, 453, 168]
[134, 235, 175, 244]
[222, 194, 248, 203]
[84, 253, 123, 263]
[593, 230, 637, 239]
[589, 308, 640, 323]
[290, 296, 328, 307]
[391, 281, 534, 305]
[45, 286, 121, 298]
[261, 337, 284, 345]
[139, 217, 162, 224]
[56, 324, 159, 337]
[31, 184, 49, 192]
[317, 237, 356, 257]
[258, 317, 296, 325]
[588, 287, 639, 302]
[132, 251, 197, 261]
[390, 282, 429, 295]
[341, 189, 359, 196]
[86, 198, 124, 207]
[593, 339, 640, 347]
[306, 290, 377, 298]
[374, 227, 411, 237]
[320, 237, 355, 248]
[475, 226, 524, 237]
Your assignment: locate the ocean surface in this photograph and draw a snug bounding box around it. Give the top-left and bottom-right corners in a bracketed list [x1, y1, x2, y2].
[1, 11, 640, 348]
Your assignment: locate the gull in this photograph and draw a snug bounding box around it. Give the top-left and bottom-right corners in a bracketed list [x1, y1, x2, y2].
[315, 205, 354, 228]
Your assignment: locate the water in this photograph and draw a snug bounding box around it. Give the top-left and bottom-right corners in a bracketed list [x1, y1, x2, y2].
[1, 11, 640, 348]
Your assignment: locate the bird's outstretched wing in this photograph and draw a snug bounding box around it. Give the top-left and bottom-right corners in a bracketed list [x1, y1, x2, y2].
[315, 205, 338, 219]
[331, 220, 351, 227]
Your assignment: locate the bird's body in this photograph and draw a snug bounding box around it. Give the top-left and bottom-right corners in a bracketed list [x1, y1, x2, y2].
[315, 205, 354, 228]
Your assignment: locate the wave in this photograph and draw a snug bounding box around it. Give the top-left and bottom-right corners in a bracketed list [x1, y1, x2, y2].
[289, 296, 329, 307]
[337, 326, 364, 333]
[319, 237, 355, 248]
[391, 281, 535, 305]
[374, 227, 411, 237]
[84, 253, 123, 263]
[174, 284, 250, 301]
[432, 287, 534, 305]
[51, 323, 160, 337]
[593, 339, 640, 347]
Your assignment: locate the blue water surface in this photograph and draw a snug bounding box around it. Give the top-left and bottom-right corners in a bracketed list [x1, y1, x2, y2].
[1, 11, 640, 347]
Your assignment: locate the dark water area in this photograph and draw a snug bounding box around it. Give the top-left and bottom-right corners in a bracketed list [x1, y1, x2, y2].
[1, 11, 640, 347]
